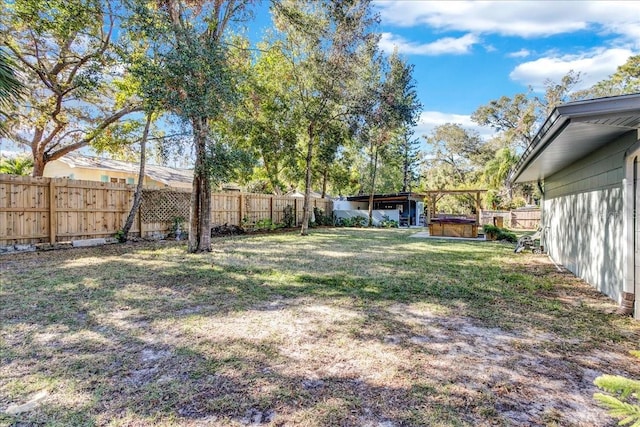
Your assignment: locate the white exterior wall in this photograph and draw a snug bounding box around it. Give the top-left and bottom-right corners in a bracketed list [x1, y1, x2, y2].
[543, 132, 637, 303]
[334, 209, 400, 226]
[333, 200, 369, 210]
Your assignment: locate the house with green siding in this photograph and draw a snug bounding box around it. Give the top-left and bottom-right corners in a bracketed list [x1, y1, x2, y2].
[512, 93, 640, 320]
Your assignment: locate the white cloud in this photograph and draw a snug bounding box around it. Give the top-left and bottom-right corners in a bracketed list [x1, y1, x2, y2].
[414, 111, 497, 140]
[375, 1, 640, 41]
[509, 48, 635, 91]
[508, 49, 531, 58]
[379, 32, 478, 55]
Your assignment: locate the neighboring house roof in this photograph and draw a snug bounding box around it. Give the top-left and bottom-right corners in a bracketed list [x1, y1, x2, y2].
[512, 93, 640, 183]
[285, 189, 325, 198]
[57, 154, 193, 187]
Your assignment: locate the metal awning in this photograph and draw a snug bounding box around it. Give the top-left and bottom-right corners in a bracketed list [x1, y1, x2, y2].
[346, 192, 426, 202]
[511, 93, 640, 183]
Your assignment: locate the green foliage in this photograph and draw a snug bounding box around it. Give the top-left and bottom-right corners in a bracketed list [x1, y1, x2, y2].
[471, 92, 537, 152]
[337, 216, 367, 228]
[0, 49, 24, 137]
[0, 155, 33, 175]
[574, 55, 640, 100]
[421, 124, 492, 198]
[594, 352, 640, 427]
[483, 224, 517, 243]
[114, 229, 126, 243]
[254, 218, 281, 231]
[205, 138, 256, 186]
[313, 207, 333, 226]
[282, 205, 296, 228]
[379, 215, 398, 228]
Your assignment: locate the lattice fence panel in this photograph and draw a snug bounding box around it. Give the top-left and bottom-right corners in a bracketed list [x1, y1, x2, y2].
[140, 189, 190, 223]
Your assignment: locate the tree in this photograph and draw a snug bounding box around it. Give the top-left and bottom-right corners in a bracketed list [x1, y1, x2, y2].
[1, 0, 142, 176]
[400, 128, 421, 192]
[271, 0, 379, 235]
[0, 155, 33, 175]
[539, 70, 581, 116]
[482, 145, 519, 206]
[125, 0, 252, 252]
[231, 39, 299, 195]
[424, 123, 490, 183]
[360, 50, 421, 226]
[574, 55, 640, 99]
[0, 49, 24, 137]
[471, 92, 537, 153]
[119, 113, 152, 241]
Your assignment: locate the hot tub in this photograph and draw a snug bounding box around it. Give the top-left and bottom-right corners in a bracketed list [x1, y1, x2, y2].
[428, 217, 478, 238]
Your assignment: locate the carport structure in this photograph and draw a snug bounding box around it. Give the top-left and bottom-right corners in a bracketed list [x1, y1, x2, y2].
[345, 192, 426, 226]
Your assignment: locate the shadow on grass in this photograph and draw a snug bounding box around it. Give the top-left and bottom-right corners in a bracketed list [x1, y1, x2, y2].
[1, 229, 638, 425]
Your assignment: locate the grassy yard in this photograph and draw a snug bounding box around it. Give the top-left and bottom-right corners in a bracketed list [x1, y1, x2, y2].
[1, 228, 639, 426]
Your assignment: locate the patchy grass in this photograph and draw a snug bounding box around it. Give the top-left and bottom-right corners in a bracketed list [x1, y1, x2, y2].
[1, 228, 639, 426]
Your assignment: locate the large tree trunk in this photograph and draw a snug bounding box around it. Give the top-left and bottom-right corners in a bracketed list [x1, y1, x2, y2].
[368, 146, 379, 227]
[300, 126, 314, 236]
[321, 166, 328, 198]
[32, 155, 46, 177]
[188, 116, 212, 252]
[121, 114, 152, 240]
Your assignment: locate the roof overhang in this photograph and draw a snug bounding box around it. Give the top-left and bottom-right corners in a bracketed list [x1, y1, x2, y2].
[512, 93, 640, 184]
[346, 192, 426, 203]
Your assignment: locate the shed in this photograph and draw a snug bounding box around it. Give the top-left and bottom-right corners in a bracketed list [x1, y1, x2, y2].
[511, 93, 640, 319]
[346, 192, 426, 226]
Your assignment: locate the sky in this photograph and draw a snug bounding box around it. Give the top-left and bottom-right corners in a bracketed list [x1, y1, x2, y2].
[373, 0, 640, 140]
[253, 0, 640, 141]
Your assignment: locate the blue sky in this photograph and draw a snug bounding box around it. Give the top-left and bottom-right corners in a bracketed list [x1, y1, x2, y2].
[254, 0, 640, 140]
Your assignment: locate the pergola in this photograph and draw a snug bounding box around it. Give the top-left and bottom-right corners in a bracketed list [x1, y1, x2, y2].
[423, 189, 488, 224]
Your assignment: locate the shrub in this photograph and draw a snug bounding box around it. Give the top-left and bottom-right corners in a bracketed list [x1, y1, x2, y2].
[337, 217, 353, 227]
[379, 215, 398, 228]
[115, 229, 126, 243]
[483, 224, 517, 243]
[283, 205, 295, 228]
[313, 207, 333, 226]
[352, 216, 367, 227]
[594, 350, 640, 426]
[336, 216, 367, 227]
[254, 218, 281, 231]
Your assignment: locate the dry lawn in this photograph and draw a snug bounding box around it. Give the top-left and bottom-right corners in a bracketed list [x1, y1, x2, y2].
[1, 228, 639, 426]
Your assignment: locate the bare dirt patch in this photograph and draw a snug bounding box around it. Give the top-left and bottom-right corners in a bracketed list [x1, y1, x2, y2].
[2, 231, 639, 426]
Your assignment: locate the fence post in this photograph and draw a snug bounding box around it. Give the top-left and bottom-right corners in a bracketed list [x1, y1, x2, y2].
[239, 193, 244, 224]
[49, 179, 56, 244]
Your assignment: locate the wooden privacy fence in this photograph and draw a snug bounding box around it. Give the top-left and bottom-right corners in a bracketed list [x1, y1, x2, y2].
[510, 208, 541, 229]
[0, 175, 332, 246]
[480, 208, 541, 229]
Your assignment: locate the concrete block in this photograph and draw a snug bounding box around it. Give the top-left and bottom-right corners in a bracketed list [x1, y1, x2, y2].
[72, 238, 107, 247]
[0, 245, 15, 254]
